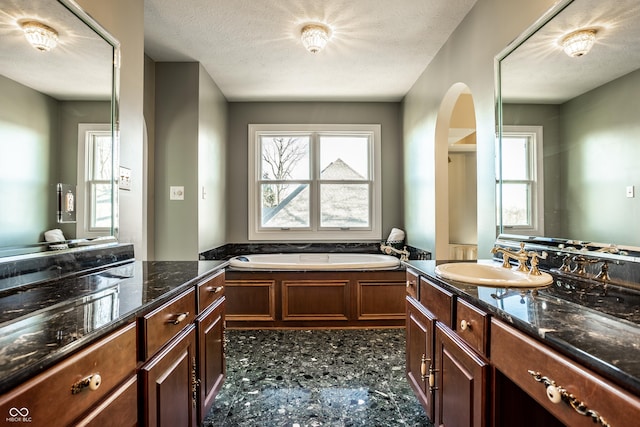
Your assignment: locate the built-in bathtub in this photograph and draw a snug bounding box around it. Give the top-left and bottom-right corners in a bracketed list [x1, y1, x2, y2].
[228, 253, 401, 270]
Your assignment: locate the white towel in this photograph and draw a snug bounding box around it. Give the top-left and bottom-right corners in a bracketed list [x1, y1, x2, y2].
[44, 229, 66, 242]
[387, 228, 405, 243]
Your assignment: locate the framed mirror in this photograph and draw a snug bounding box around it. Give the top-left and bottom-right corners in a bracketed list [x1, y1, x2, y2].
[0, 0, 119, 258]
[496, 0, 640, 259]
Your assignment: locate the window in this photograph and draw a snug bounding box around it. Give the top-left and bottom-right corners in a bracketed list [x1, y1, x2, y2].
[77, 123, 112, 237]
[248, 124, 382, 240]
[498, 125, 544, 235]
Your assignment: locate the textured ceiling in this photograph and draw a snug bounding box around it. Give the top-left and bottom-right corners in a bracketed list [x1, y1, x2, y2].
[501, 0, 640, 104]
[144, 0, 479, 102]
[0, 0, 113, 100]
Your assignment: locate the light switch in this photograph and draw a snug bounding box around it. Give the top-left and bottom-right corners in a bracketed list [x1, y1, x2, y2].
[626, 185, 635, 198]
[170, 186, 184, 200]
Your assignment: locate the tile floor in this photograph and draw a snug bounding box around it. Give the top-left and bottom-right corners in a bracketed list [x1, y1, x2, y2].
[203, 328, 432, 427]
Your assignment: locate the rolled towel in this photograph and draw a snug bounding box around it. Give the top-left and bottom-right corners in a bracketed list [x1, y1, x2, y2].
[386, 228, 405, 243]
[44, 229, 66, 242]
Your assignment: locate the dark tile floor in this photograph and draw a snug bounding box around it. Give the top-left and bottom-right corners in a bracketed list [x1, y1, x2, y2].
[203, 328, 431, 427]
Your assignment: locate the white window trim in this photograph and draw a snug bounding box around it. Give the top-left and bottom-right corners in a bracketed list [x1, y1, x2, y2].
[77, 123, 112, 238]
[248, 124, 382, 241]
[501, 125, 545, 236]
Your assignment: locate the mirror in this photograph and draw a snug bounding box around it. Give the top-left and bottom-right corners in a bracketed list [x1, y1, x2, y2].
[0, 0, 119, 257]
[496, 0, 640, 257]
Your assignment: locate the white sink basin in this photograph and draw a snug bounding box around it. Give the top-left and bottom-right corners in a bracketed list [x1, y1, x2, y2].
[434, 262, 553, 287]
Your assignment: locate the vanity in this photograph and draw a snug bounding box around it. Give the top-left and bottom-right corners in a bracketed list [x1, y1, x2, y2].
[0, 245, 227, 427]
[404, 255, 640, 426]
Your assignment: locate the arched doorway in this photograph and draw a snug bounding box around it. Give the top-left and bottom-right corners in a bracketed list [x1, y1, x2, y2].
[434, 84, 478, 260]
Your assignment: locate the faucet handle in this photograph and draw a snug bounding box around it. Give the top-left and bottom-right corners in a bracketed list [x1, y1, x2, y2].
[527, 251, 547, 276]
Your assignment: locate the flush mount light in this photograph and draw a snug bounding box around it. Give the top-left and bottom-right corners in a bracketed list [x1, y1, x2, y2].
[561, 29, 597, 57]
[21, 20, 59, 52]
[301, 23, 331, 53]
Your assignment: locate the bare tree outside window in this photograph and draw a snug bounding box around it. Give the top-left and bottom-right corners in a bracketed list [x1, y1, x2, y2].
[261, 136, 309, 207]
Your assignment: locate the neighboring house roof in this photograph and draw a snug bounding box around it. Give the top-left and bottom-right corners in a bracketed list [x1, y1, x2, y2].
[262, 158, 368, 227]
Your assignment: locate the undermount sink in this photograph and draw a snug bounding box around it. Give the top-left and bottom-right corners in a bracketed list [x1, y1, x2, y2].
[434, 262, 553, 287]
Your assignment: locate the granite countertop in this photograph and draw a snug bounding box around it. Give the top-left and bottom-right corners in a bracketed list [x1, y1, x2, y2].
[404, 259, 640, 397]
[0, 260, 227, 394]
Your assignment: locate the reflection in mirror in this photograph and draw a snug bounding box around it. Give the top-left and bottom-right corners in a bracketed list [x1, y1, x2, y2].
[0, 0, 119, 257]
[496, 0, 640, 257]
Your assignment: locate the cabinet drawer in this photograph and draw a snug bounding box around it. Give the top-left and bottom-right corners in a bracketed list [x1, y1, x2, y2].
[197, 269, 225, 312]
[141, 287, 196, 360]
[491, 318, 640, 427]
[0, 322, 137, 427]
[454, 298, 488, 355]
[74, 375, 138, 427]
[420, 277, 454, 327]
[406, 269, 419, 299]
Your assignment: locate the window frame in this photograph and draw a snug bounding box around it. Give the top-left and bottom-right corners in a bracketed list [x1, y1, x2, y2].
[499, 125, 545, 236]
[76, 123, 112, 237]
[248, 124, 382, 241]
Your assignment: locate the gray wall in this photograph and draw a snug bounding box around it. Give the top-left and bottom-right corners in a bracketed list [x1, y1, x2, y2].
[561, 69, 640, 245]
[0, 75, 58, 245]
[154, 63, 228, 259]
[225, 102, 403, 243]
[78, 0, 146, 258]
[503, 68, 640, 246]
[154, 63, 200, 260]
[198, 65, 228, 253]
[403, 0, 557, 258]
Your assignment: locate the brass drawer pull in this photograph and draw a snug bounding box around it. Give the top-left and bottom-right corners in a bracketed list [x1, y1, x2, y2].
[171, 312, 189, 325]
[71, 373, 102, 395]
[406, 280, 415, 288]
[420, 354, 430, 381]
[209, 286, 224, 293]
[460, 319, 471, 331]
[528, 370, 610, 427]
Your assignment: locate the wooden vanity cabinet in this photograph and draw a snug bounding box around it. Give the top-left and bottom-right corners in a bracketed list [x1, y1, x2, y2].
[139, 269, 227, 427]
[491, 318, 640, 427]
[408, 274, 489, 426]
[406, 295, 436, 420]
[140, 325, 197, 427]
[0, 322, 137, 427]
[196, 296, 225, 423]
[434, 323, 489, 427]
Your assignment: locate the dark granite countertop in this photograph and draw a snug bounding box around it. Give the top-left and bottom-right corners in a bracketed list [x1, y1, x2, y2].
[404, 259, 640, 397]
[0, 260, 227, 394]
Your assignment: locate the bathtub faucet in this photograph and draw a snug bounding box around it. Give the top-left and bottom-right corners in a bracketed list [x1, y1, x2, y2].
[380, 243, 410, 261]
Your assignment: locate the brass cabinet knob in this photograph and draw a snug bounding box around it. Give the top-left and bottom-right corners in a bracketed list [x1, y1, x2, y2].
[171, 312, 189, 325]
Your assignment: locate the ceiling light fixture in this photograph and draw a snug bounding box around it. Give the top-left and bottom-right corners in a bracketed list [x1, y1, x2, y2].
[21, 21, 59, 52]
[561, 29, 597, 57]
[301, 24, 330, 54]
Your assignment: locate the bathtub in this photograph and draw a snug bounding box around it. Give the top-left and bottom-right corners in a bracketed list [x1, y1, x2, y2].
[228, 253, 401, 270]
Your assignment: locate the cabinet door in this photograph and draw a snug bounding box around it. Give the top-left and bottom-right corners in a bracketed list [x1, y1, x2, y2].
[434, 323, 488, 427]
[406, 296, 436, 420]
[141, 325, 197, 427]
[196, 297, 225, 424]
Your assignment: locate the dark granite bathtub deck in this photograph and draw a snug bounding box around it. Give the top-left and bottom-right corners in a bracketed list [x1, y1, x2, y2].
[203, 329, 431, 427]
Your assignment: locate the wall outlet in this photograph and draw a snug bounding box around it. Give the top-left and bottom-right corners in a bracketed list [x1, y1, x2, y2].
[626, 185, 635, 198]
[170, 186, 185, 200]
